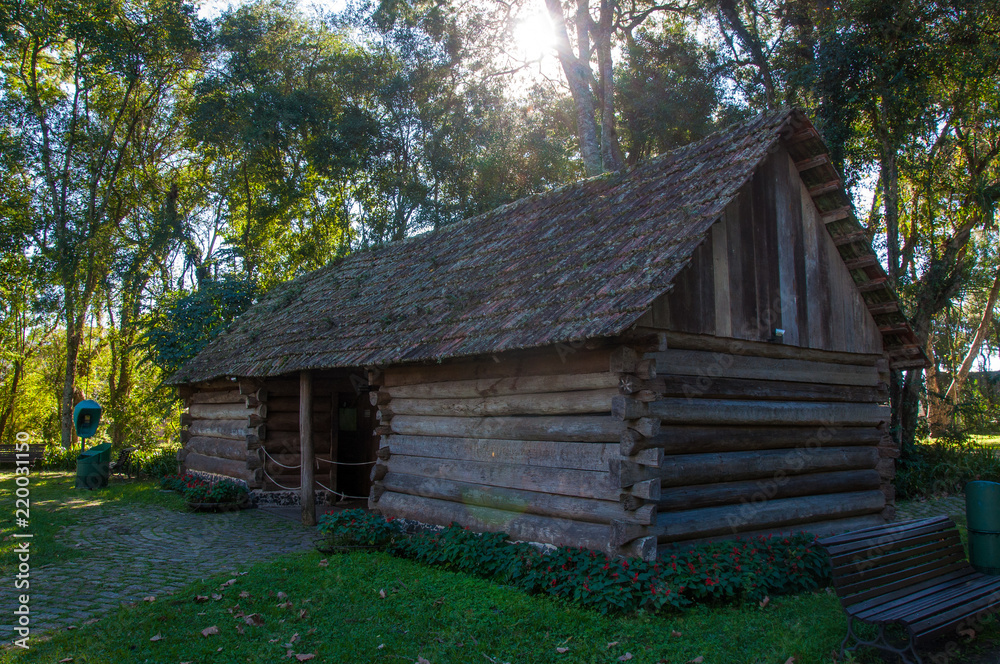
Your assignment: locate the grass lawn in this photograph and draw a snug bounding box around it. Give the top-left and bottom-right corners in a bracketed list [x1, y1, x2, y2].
[0, 470, 186, 577]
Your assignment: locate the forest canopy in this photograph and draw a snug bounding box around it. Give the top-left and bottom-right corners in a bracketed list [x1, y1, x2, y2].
[1, 0, 999, 452]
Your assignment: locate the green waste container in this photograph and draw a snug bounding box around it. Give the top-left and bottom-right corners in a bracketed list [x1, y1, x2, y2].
[75, 442, 112, 490]
[966, 480, 1000, 575]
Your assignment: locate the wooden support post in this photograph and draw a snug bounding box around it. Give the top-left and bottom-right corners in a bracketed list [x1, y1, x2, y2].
[300, 371, 316, 526]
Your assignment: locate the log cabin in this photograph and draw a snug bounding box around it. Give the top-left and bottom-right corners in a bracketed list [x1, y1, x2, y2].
[167, 108, 926, 560]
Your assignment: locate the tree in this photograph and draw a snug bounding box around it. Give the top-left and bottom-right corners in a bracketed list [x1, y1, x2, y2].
[1, 0, 204, 446]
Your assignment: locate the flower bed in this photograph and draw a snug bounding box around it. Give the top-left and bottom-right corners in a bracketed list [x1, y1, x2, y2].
[160, 474, 250, 511]
[316, 509, 831, 615]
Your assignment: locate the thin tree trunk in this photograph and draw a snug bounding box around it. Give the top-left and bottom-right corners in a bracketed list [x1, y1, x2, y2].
[0, 360, 24, 444]
[596, 0, 624, 171]
[546, 0, 603, 176]
[944, 267, 1000, 406]
[717, 0, 776, 108]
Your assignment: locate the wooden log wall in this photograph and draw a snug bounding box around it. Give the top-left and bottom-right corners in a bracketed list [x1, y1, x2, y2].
[629, 335, 894, 547]
[258, 377, 341, 494]
[369, 344, 663, 560]
[178, 378, 264, 488]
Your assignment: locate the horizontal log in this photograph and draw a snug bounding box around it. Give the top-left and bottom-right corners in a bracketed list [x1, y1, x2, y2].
[634, 330, 883, 367]
[650, 399, 889, 427]
[382, 373, 620, 400]
[656, 446, 879, 487]
[385, 435, 616, 471]
[654, 490, 886, 543]
[645, 349, 880, 386]
[189, 389, 244, 405]
[267, 412, 332, 431]
[384, 347, 615, 387]
[375, 491, 613, 551]
[610, 519, 649, 547]
[662, 514, 886, 549]
[189, 403, 265, 420]
[185, 436, 257, 463]
[655, 425, 881, 454]
[646, 374, 884, 403]
[185, 452, 255, 482]
[385, 454, 619, 501]
[619, 535, 657, 561]
[188, 419, 264, 441]
[389, 415, 623, 443]
[382, 389, 617, 418]
[657, 469, 882, 511]
[265, 431, 333, 449]
[267, 396, 339, 412]
[612, 396, 649, 420]
[382, 472, 654, 525]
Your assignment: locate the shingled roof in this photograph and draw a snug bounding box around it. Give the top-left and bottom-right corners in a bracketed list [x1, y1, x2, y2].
[169, 108, 924, 385]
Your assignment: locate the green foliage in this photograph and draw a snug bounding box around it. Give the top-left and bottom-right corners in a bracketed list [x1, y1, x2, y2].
[326, 510, 830, 615]
[181, 477, 248, 503]
[131, 446, 180, 477]
[317, 509, 401, 548]
[35, 445, 81, 472]
[143, 276, 258, 375]
[896, 432, 1000, 500]
[160, 472, 200, 492]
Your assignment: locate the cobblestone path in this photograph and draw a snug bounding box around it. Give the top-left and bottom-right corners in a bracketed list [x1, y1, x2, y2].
[1, 503, 315, 637]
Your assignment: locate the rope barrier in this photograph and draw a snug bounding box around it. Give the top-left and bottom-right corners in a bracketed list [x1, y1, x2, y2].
[262, 468, 300, 491]
[316, 458, 376, 466]
[315, 480, 369, 501]
[263, 449, 301, 469]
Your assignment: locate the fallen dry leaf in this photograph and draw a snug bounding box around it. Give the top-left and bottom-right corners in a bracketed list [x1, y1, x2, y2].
[211, 593, 223, 601]
[295, 655, 315, 662]
[378, 644, 385, 650]
[556, 647, 569, 654]
[416, 657, 431, 664]
[298, 609, 308, 619]
[379, 589, 387, 599]
[759, 596, 771, 609]
[201, 626, 219, 637]
[670, 630, 682, 638]
[236, 624, 245, 635]
[66, 626, 77, 630]
[687, 657, 704, 664]
[618, 654, 633, 662]
[220, 579, 237, 588]
[960, 628, 976, 640]
[58, 658, 73, 663]
[194, 595, 209, 603]
[291, 633, 300, 643]
[278, 601, 293, 609]
[318, 559, 329, 567]
[277, 591, 288, 600]
[149, 634, 163, 642]
[784, 658, 795, 664]
[84, 619, 99, 625]
[143, 596, 156, 602]
[240, 590, 251, 598]
[607, 641, 619, 649]
[245, 613, 265, 626]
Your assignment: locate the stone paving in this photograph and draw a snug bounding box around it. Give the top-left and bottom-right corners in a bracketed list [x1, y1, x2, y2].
[1, 503, 316, 638]
[896, 494, 968, 524]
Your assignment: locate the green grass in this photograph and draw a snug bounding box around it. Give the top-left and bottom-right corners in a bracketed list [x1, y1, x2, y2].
[10, 550, 853, 663]
[969, 434, 1000, 448]
[0, 470, 186, 577]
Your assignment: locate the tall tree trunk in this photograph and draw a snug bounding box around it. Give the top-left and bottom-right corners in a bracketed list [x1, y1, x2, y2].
[881, 145, 901, 286]
[60, 309, 84, 449]
[717, 0, 776, 108]
[596, 0, 624, 171]
[940, 267, 1000, 420]
[546, 0, 603, 176]
[0, 359, 24, 444]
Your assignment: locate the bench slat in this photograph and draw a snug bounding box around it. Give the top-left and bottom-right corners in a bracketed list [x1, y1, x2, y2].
[828, 529, 962, 569]
[822, 517, 954, 557]
[839, 558, 969, 605]
[851, 570, 981, 621]
[832, 535, 963, 584]
[819, 516, 951, 548]
[889, 577, 1000, 624]
[911, 588, 1000, 645]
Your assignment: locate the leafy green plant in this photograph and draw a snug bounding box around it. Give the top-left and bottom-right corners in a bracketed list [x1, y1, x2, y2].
[181, 477, 248, 504]
[330, 510, 830, 615]
[160, 473, 200, 492]
[132, 446, 179, 477]
[896, 432, 1000, 500]
[317, 509, 401, 548]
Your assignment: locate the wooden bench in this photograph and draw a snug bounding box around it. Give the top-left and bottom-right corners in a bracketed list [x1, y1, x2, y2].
[818, 516, 1000, 664]
[110, 447, 136, 478]
[0, 443, 45, 466]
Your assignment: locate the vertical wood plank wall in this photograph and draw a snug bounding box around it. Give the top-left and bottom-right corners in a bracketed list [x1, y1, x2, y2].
[369, 346, 657, 554]
[638, 148, 884, 355]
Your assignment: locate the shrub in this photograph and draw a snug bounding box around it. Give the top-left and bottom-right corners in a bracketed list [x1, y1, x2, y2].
[132, 446, 180, 477]
[180, 477, 248, 503]
[318, 509, 401, 548]
[160, 473, 199, 492]
[35, 445, 79, 471]
[327, 510, 831, 615]
[896, 432, 1000, 500]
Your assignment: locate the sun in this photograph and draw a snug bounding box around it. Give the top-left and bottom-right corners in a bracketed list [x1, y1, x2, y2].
[510, 8, 556, 63]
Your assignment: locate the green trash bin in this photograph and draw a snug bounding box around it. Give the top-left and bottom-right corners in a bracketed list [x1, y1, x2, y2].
[966, 480, 1000, 575]
[75, 442, 112, 490]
